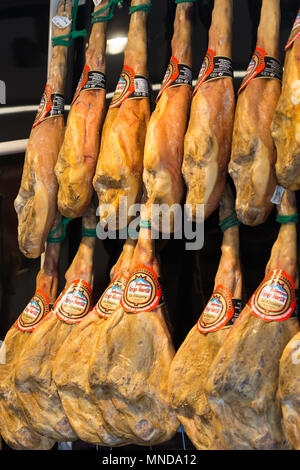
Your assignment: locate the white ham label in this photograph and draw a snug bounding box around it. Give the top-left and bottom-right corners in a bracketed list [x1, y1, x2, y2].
[271, 185, 285, 205]
[121, 264, 162, 314]
[197, 285, 235, 334]
[96, 274, 127, 319]
[54, 279, 92, 324]
[249, 269, 296, 322]
[15, 290, 49, 332]
[52, 15, 71, 29]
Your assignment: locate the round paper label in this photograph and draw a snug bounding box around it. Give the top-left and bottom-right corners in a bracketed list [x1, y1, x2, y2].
[121, 264, 162, 314]
[16, 290, 49, 332]
[96, 274, 127, 319]
[197, 285, 234, 334]
[249, 269, 296, 322]
[54, 279, 92, 324]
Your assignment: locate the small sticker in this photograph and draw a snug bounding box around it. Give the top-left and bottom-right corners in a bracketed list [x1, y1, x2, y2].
[156, 56, 192, 102]
[93, 0, 103, 6]
[15, 290, 49, 332]
[285, 10, 300, 50]
[249, 269, 296, 322]
[121, 264, 163, 314]
[33, 85, 65, 128]
[52, 15, 71, 29]
[54, 279, 92, 324]
[72, 64, 106, 105]
[197, 285, 235, 334]
[271, 185, 285, 205]
[238, 47, 282, 94]
[193, 49, 233, 96]
[96, 274, 127, 319]
[109, 66, 149, 109]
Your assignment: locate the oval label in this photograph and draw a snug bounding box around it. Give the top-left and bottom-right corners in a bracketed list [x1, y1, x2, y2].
[96, 274, 127, 319]
[249, 269, 296, 322]
[121, 264, 162, 314]
[54, 279, 92, 324]
[197, 285, 234, 334]
[110, 65, 135, 109]
[16, 289, 49, 332]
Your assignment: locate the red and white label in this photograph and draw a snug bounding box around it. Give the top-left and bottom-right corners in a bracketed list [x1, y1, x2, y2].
[33, 85, 53, 128]
[110, 65, 136, 109]
[121, 264, 162, 314]
[156, 56, 192, 102]
[197, 285, 234, 334]
[285, 10, 300, 50]
[96, 274, 127, 319]
[54, 279, 92, 324]
[15, 289, 50, 332]
[249, 269, 296, 322]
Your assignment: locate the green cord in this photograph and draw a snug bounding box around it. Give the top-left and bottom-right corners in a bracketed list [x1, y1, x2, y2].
[219, 212, 241, 233]
[175, 0, 198, 3]
[129, 3, 152, 14]
[52, 0, 86, 47]
[92, 0, 123, 24]
[82, 228, 97, 237]
[276, 214, 299, 224]
[139, 219, 151, 229]
[47, 217, 73, 243]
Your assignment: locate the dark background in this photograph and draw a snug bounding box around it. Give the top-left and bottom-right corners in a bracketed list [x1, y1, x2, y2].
[0, 0, 299, 451]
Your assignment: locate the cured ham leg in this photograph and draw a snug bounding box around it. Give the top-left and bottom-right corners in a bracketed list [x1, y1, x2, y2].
[88, 206, 179, 445]
[206, 190, 299, 449]
[0, 214, 62, 450]
[182, 0, 235, 220]
[168, 185, 242, 450]
[55, 2, 108, 218]
[271, 9, 300, 190]
[142, 1, 194, 230]
[229, 0, 281, 226]
[53, 238, 136, 446]
[14, 0, 72, 258]
[93, 0, 151, 229]
[278, 328, 300, 449]
[14, 208, 97, 442]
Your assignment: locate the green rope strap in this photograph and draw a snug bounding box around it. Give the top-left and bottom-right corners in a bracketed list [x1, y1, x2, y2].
[82, 228, 97, 237]
[175, 0, 198, 3]
[52, 0, 86, 47]
[47, 217, 73, 243]
[139, 219, 151, 229]
[129, 3, 152, 14]
[92, 0, 123, 24]
[219, 211, 241, 233]
[276, 214, 299, 224]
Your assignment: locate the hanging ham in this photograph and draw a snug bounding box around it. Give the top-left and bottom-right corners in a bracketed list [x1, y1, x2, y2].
[182, 0, 235, 220]
[271, 8, 300, 190]
[55, 1, 108, 219]
[93, 0, 151, 229]
[206, 190, 299, 449]
[53, 238, 136, 446]
[14, 208, 97, 442]
[168, 185, 242, 450]
[14, 0, 72, 258]
[0, 214, 62, 449]
[142, 1, 194, 231]
[88, 206, 179, 445]
[278, 325, 300, 449]
[229, 0, 282, 226]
